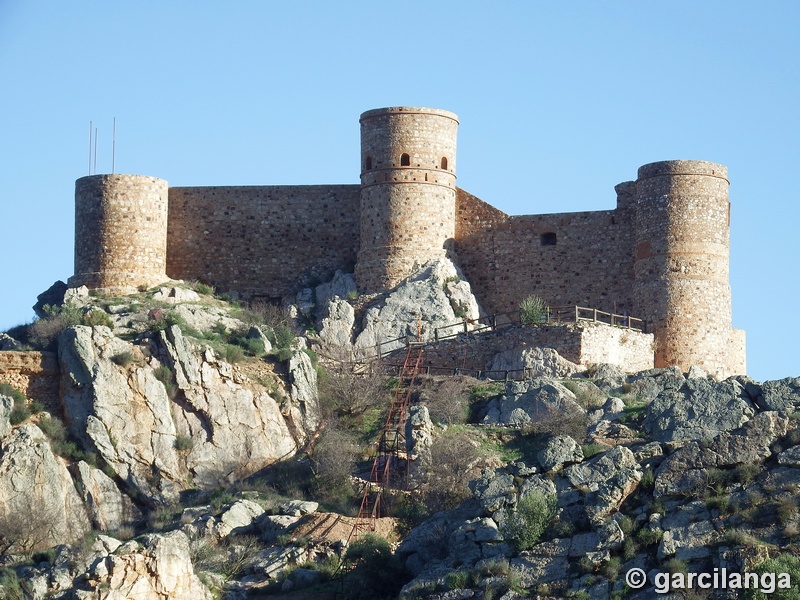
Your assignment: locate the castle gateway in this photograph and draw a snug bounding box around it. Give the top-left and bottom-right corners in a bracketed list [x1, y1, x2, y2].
[69, 107, 746, 378]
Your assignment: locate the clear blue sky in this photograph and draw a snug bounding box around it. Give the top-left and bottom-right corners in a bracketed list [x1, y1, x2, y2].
[1, 2, 797, 382]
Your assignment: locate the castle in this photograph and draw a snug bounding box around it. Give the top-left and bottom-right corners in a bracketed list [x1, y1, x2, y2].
[69, 106, 746, 378]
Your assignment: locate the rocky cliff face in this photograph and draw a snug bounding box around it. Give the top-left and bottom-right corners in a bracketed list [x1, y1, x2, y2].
[1, 276, 800, 600]
[58, 324, 300, 505]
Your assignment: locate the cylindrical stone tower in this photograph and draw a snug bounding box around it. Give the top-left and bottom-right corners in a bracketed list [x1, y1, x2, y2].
[69, 174, 169, 292]
[633, 160, 734, 377]
[355, 107, 459, 293]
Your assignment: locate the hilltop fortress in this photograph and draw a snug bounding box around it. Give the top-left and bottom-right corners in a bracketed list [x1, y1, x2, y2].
[69, 106, 745, 378]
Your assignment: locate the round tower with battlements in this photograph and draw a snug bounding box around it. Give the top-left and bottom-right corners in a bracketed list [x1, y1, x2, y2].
[633, 160, 742, 378]
[70, 174, 169, 292]
[355, 107, 459, 293]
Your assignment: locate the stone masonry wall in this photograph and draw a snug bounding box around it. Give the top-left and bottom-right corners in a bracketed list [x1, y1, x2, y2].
[387, 322, 653, 375]
[633, 161, 739, 378]
[356, 108, 459, 292]
[579, 323, 654, 373]
[166, 185, 360, 299]
[0, 352, 60, 407]
[71, 174, 169, 292]
[455, 189, 637, 319]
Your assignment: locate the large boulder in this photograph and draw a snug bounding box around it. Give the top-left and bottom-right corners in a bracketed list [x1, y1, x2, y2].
[537, 435, 583, 472]
[654, 411, 790, 497]
[285, 350, 322, 444]
[76, 530, 212, 599]
[0, 424, 91, 551]
[76, 461, 142, 531]
[487, 347, 582, 379]
[0, 394, 12, 439]
[170, 304, 244, 334]
[314, 270, 357, 315]
[644, 377, 755, 443]
[60, 325, 185, 503]
[0, 333, 23, 351]
[353, 259, 483, 357]
[151, 286, 201, 304]
[395, 500, 485, 576]
[480, 379, 585, 427]
[509, 539, 570, 588]
[565, 446, 642, 526]
[161, 325, 299, 487]
[752, 377, 800, 411]
[469, 467, 517, 513]
[316, 296, 355, 351]
[33, 280, 68, 317]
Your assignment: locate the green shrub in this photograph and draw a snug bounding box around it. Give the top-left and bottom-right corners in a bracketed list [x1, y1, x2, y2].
[220, 344, 244, 364]
[0, 569, 25, 599]
[519, 295, 548, 325]
[602, 556, 622, 581]
[622, 537, 638, 560]
[174, 434, 193, 452]
[150, 311, 201, 338]
[447, 570, 470, 590]
[640, 467, 655, 489]
[27, 304, 83, 350]
[153, 364, 177, 398]
[581, 443, 604, 458]
[0, 383, 25, 405]
[735, 462, 762, 486]
[38, 413, 67, 441]
[82, 309, 113, 328]
[616, 515, 634, 535]
[111, 350, 136, 367]
[502, 491, 557, 552]
[746, 554, 800, 599]
[194, 282, 215, 296]
[343, 534, 411, 600]
[274, 347, 293, 362]
[776, 497, 798, 525]
[635, 527, 663, 546]
[271, 324, 295, 350]
[8, 398, 30, 425]
[38, 413, 95, 463]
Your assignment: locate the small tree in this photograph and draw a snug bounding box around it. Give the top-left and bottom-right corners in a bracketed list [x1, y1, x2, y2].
[423, 376, 472, 425]
[519, 295, 548, 325]
[420, 428, 481, 513]
[318, 360, 387, 418]
[310, 424, 358, 511]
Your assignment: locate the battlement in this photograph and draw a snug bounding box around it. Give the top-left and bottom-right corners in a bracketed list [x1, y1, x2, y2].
[69, 107, 746, 378]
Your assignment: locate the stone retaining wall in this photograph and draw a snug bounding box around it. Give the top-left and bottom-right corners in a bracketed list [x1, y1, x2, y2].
[0, 351, 60, 405]
[385, 322, 653, 375]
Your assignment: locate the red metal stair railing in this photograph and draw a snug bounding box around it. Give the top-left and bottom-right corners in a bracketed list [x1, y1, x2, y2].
[347, 339, 424, 544]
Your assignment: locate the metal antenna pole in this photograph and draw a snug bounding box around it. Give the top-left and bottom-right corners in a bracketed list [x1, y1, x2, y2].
[88, 121, 93, 175]
[94, 128, 98, 175]
[112, 117, 116, 174]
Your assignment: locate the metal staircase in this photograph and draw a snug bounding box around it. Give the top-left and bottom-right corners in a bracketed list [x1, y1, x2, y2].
[347, 339, 425, 543]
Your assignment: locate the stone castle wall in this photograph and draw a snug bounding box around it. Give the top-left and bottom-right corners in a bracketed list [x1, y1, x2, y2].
[166, 185, 360, 299]
[68, 108, 746, 377]
[454, 188, 637, 318]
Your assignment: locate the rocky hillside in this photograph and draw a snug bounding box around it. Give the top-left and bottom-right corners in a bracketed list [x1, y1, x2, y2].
[0, 266, 799, 599]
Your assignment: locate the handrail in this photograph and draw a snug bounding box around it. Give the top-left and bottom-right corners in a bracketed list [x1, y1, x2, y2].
[359, 305, 645, 360]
